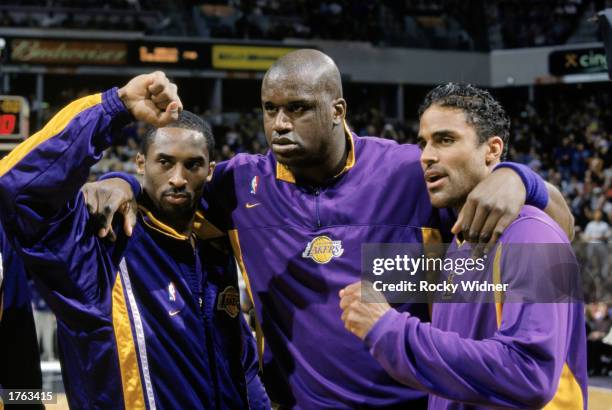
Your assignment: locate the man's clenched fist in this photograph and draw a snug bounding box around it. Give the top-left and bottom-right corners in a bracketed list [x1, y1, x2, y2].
[339, 281, 392, 340]
[118, 71, 182, 127]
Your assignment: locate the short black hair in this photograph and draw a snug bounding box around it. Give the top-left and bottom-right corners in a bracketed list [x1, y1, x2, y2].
[140, 110, 214, 158]
[418, 83, 510, 159]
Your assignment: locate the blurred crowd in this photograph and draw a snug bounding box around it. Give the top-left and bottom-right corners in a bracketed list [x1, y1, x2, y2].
[2, 0, 612, 49]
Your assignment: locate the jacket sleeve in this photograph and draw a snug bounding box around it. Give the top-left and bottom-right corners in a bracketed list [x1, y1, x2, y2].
[240, 314, 271, 409]
[0, 89, 131, 325]
[366, 305, 570, 409]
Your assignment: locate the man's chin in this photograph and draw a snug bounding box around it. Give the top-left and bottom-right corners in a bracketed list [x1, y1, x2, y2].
[160, 201, 196, 219]
[274, 153, 301, 167]
[275, 153, 321, 170]
[428, 192, 454, 209]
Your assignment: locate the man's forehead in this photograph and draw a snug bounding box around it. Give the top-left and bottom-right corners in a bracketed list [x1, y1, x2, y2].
[419, 106, 478, 140]
[421, 106, 470, 128]
[150, 128, 207, 153]
[155, 127, 204, 140]
[262, 70, 319, 98]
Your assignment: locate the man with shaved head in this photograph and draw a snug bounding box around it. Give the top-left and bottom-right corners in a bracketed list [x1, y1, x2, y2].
[261, 49, 347, 184]
[95, 49, 574, 409]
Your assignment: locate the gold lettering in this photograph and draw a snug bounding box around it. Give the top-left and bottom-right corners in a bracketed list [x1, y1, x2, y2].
[139, 46, 179, 63]
[11, 40, 126, 64]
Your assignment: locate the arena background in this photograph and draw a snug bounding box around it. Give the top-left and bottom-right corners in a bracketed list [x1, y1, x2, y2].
[0, 1, 611, 408]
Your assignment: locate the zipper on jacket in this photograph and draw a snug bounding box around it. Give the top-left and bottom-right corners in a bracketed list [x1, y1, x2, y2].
[314, 188, 321, 228]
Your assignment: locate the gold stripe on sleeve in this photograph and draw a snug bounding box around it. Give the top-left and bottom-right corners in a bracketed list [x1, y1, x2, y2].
[228, 229, 265, 370]
[112, 272, 146, 409]
[0, 93, 102, 177]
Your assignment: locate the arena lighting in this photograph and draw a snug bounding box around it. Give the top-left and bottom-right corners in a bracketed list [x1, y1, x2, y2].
[597, 8, 612, 79]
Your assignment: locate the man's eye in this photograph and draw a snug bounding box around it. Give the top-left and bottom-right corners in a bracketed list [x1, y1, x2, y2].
[441, 137, 454, 145]
[288, 104, 306, 113]
[188, 161, 203, 170]
[159, 159, 170, 166]
[264, 105, 277, 114]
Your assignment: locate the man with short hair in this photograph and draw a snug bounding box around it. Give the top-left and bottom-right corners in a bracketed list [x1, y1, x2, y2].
[340, 83, 587, 409]
[0, 72, 268, 409]
[94, 50, 574, 409]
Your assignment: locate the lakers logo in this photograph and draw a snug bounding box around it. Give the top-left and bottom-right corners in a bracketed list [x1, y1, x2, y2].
[302, 236, 344, 264]
[217, 286, 240, 318]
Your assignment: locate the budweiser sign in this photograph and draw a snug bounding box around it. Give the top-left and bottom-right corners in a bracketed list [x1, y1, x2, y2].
[11, 39, 127, 65]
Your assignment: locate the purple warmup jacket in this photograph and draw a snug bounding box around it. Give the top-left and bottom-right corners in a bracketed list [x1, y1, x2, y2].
[365, 206, 587, 409]
[198, 129, 453, 409]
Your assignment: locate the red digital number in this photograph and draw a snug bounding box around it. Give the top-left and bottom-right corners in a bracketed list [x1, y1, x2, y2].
[0, 114, 16, 135]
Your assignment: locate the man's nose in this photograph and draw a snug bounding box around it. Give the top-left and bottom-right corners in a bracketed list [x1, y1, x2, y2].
[420, 143, 439, 167]
[273, 109, 293, 134]
[169, 165, 187, 188]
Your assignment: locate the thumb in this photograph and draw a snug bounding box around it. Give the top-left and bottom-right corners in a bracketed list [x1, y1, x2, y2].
[452, 210, 463, 235]
[167, 101, 180, 114]
[156, 102, 180, 127]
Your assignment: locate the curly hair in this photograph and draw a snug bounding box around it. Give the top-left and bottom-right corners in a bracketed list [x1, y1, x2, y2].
[140, 110, 214, 158]
[418, 83, 510, 159]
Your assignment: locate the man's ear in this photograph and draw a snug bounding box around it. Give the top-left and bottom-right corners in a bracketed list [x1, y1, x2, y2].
[332, 98, 347, 126]
[136, 153, 145, 175]
[486, 136, 504, 165]
[207, 161, 216, 183]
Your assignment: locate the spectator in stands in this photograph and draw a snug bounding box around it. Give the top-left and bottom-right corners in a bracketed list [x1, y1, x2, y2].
[584, 210, 611, 279]
[586, 302, 612, 375]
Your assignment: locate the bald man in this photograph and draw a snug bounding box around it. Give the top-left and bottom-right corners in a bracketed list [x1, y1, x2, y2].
[94, 49, 573, 409]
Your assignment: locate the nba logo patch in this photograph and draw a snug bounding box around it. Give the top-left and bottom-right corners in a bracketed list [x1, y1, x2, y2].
[217, 286, 240, 318]
[250, 176, 259, 194]
[168, 282, 176, 302]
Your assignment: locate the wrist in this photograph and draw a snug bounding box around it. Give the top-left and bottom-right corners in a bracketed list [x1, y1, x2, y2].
[364, 308, 404, 348]
[117, 86, 129, 108]
[494, 162, 549, 209]
[98, 172, 141, 198]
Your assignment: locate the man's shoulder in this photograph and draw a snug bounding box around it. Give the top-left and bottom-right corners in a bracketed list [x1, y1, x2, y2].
[215, 152, 271, 176]
[353, 135, 422, 166]
[500, 205, 568, 244]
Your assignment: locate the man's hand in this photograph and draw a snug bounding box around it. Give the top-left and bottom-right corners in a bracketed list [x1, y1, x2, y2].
[118, 71, 182, 127]
[453, 168, 524, 252]
[339, 282, 391, 340]
[82, 178, 137, 241]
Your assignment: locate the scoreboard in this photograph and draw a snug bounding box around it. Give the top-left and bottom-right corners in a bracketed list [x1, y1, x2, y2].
[0, 95, 29, 151]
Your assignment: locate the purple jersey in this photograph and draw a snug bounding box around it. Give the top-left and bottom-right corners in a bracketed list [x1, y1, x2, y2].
[365, 206, 587, 409]
[199, 130, 452, 408]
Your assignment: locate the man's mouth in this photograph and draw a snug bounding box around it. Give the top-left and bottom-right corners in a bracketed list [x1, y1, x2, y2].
[271, 136, 296, 145]
[424, 170, 448, 190]
[271, 137, 299, 155]
[163, 193, 190, 205]
[272, 143, 299, 155]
